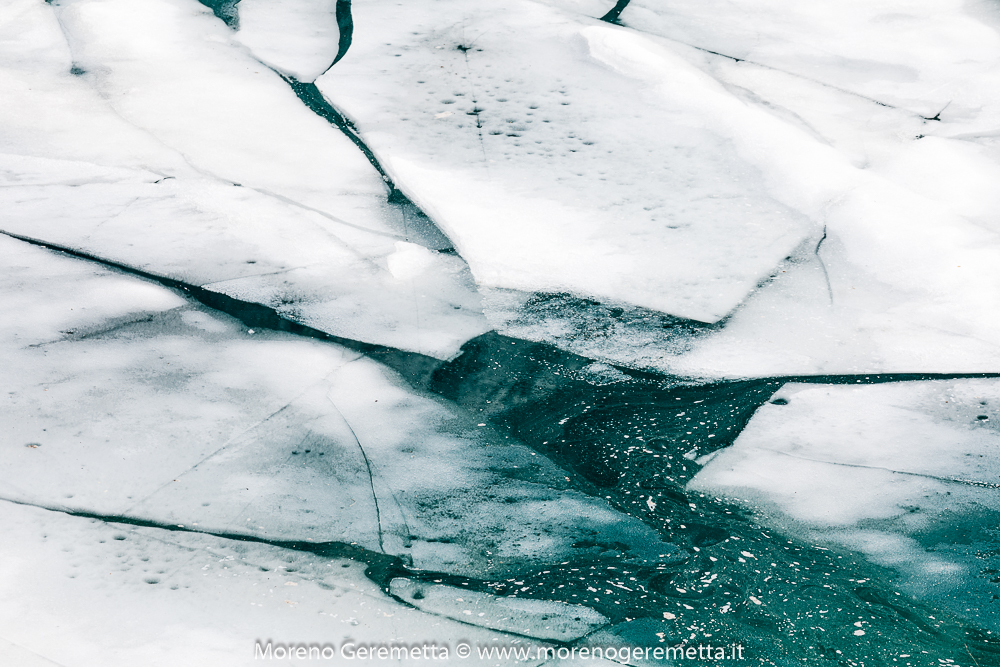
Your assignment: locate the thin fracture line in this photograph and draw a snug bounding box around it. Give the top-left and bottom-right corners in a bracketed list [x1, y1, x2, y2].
[327, 397, 385, 553]
[764, 449, 1000, 490]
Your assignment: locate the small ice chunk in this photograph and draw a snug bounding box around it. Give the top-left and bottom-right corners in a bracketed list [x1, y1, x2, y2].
[235, 0, 342, 82]
[386, 242, 438, 280]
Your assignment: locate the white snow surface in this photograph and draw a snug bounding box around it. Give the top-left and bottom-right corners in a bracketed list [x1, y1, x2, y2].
[0, 0, 489, 359]
[235, 0, 342, 82]
[54, 0, 378, 220]
[317, 0, 814, 324]
[313, 0, 1000, 374]
[9, 0, 1000, 373]
[690, 380, 1000, 630]
[0, 502, 525, 667]
[0, 234, 674, 577]
[606, 0, 1000, 376]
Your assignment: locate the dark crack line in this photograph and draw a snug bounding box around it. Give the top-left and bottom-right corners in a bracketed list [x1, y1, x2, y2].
[188, 0, 452, 251]
[600, 0, 632, 24]
[815, 226, 833, 305]
[0, 228, 438, 366]
[46, 4, 232, 183]
[124, 402, 297, 516]
[0, 494, 386, 561]
[815, 226, 828, 253]
[279, 75, 456, 251]
[618, 27, 931, 121]
[692, 43, 908, 113]
[27, 313, 157, 348]
[279, 76, 392, 189]
[274, 77, 453, 250]
[249, 185, 410, 242]
[921, 101, 951, 123]
[328, 0, 353, 70]
[457, 30, 490, 172]
[764, 449, 1000, 490]
[214, 427, 320, 535]
[0, 493, 409, 590]
[92, 196, 143, 230]
[328, 398, 386, 554]
[202, 265, 303, 283]
[328, 357, 417, 551]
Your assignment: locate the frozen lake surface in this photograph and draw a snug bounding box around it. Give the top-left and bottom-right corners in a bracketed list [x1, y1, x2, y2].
[3, 0, 1000, 665]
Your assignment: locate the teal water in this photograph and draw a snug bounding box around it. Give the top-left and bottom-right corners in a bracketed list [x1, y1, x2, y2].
[406, 333, 1000, 666]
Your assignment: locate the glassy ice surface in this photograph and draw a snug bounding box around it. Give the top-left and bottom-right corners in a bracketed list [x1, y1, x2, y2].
[3, 0, 1000, 665]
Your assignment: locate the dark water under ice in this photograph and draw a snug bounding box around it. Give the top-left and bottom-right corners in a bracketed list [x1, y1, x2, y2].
[68, 326, 997, 664]
[395, 333, 1000, 666]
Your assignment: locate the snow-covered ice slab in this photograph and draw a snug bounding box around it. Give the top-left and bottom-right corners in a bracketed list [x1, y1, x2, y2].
[389, 578, 607, 641]
[0, 0, 191, 172]
[0, 0, 489, 359]
[609, 0, 1000, 377]
[612, 0, 1000, 124]
[15, 0, 1000, 374]
[0, 233, 674, 577]
[0, 154, 486, 359]
[53, 0, 380, 224]
[436, 0, 1000, 376]
[690, 380, 1000, 631]
[0, 234, 383, 544]
[235, 0, 344, 82]
[316, 0, 814, 324]
[0, 501, 527, 667]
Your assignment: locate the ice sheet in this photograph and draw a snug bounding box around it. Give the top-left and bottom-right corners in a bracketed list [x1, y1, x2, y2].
[471, 0, 1000, 376]
[55, 0, 382, 223]
[0, 234, 673, 578]
[1, 0, 490, 359]
[690, 380, 1000, 630]
[235, 0, 343, 82]
[316, 0, 814, 324]
[616, 0, 1000, 126]
[0, 502, 523, 667]
[0, 0, 192, 172]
